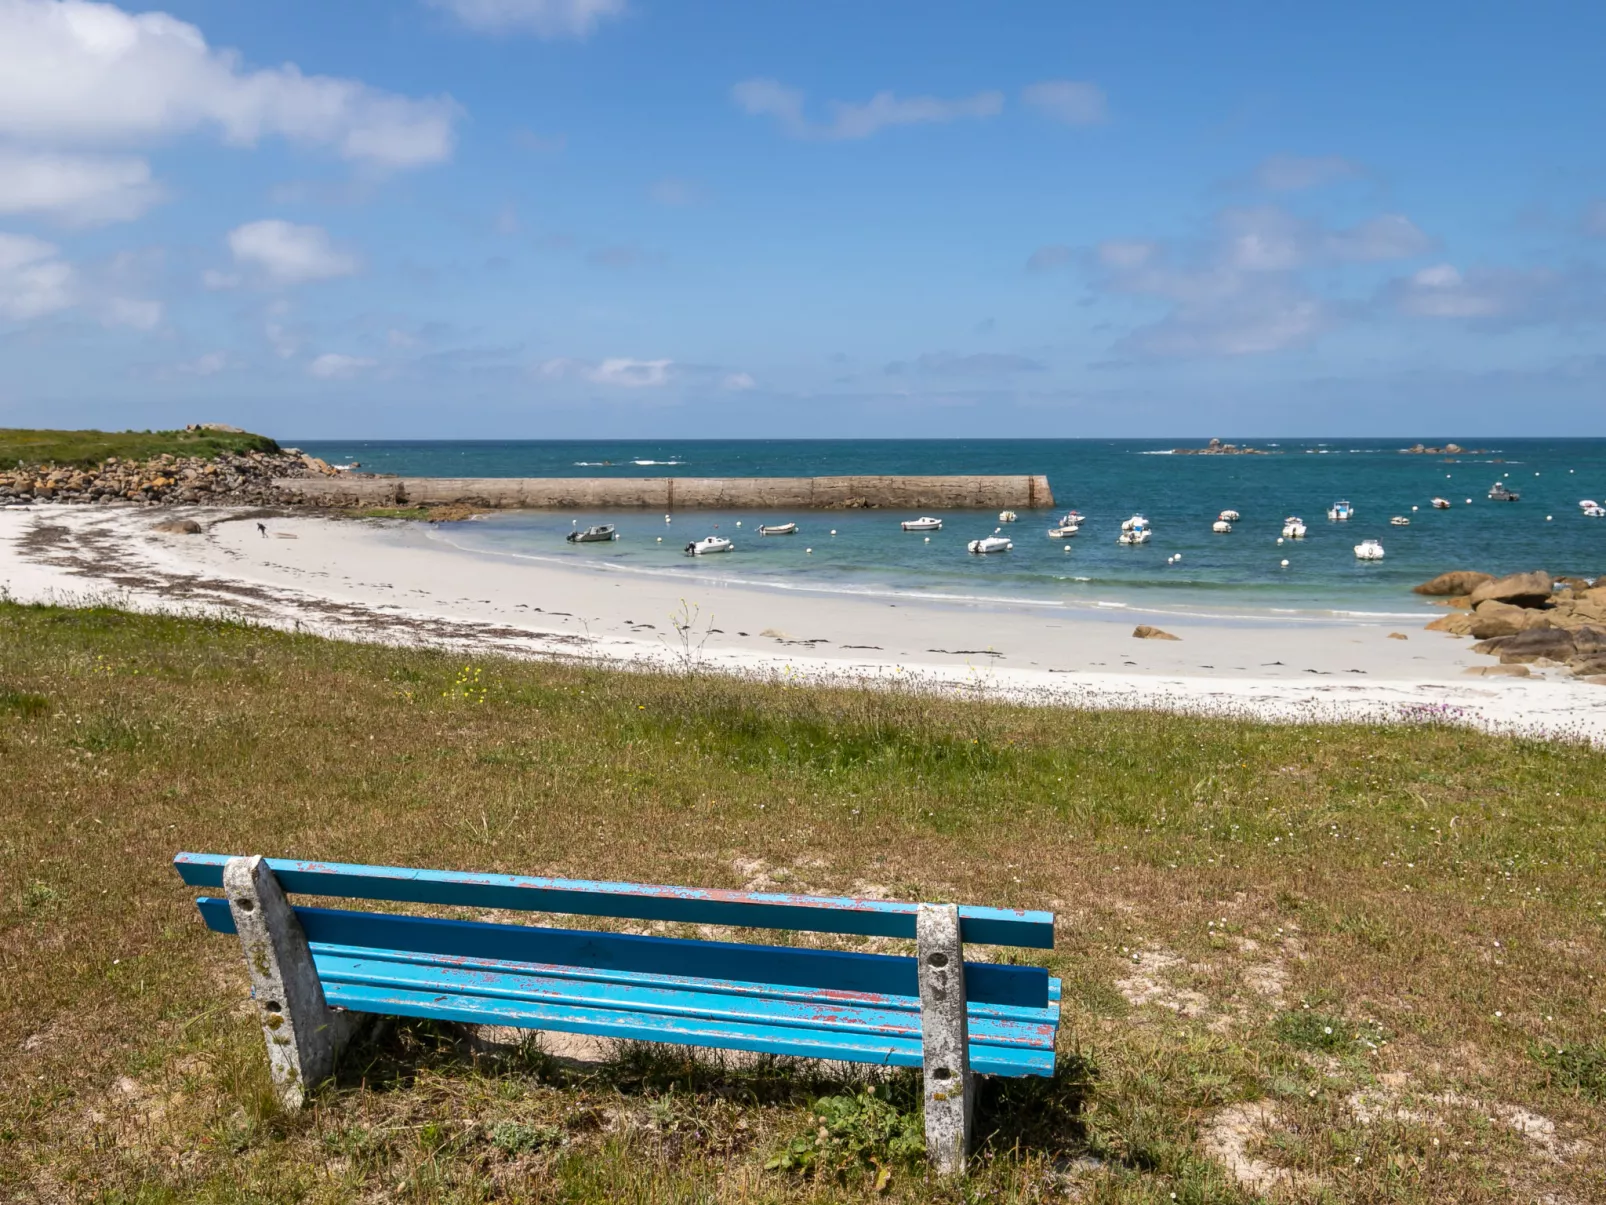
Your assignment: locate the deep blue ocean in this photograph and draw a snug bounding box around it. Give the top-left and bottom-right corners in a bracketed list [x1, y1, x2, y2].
[295, 439, 1606, 621]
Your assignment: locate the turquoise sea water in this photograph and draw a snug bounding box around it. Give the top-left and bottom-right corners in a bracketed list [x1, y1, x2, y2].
[296, 439, 1606, 621]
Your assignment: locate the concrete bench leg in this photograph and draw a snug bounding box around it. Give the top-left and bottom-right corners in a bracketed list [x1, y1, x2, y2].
[224, 855, 366, 1108]
[917, 902, 972, 1175]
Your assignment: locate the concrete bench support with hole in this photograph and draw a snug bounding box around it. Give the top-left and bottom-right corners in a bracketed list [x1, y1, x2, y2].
[174, 852, 1059, 1175]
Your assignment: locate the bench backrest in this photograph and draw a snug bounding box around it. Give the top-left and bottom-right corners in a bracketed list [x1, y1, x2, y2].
[174, 853, 1054, 946]
[176, 852, 1056, 1010]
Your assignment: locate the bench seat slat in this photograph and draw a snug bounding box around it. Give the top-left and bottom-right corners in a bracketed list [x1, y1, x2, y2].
[176, 853, 1054, 949]
[314, 953, 1056, 1052]
[195, 898, 1051, 1010]
[321, 982, 1056, 1077]
[305, 940, 1061, 1026]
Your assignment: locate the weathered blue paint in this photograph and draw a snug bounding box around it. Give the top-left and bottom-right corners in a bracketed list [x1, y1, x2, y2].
[181, 854, 1061, 1079]
[321, 982, 1054, 1077]
[175, 852, 1054, 948]
[194, 898, 1051, 1010]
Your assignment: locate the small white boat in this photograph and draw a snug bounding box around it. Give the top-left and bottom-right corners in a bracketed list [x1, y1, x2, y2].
[1488, 481, 1520, 501]
[567, 523, 618, 543]
[1584, 505, 1606, 518]
[1117, 516, 1152, 545]
[684, 536, 732, 556]
[1390, 516, 1411, 526]
[998, 510, 1018, 523]
[757, 522, 797, 536]
[1328, 500, 1354, 521]
[1282, 517, 1307, 539]
[1580, 499, 1600, 511]
[1212, 519, 1233, 533]
[1047, 524, 1080, 539]
[1218, 509, 1241, 522]
[1354, 539, 1385, 560]
[1431, 497, 1451, 509]
[968, 531, 1013, 554]
[902, 516, 943, 532]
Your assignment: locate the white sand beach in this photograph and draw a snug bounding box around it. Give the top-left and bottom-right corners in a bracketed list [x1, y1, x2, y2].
[2, 504, 1601, 742]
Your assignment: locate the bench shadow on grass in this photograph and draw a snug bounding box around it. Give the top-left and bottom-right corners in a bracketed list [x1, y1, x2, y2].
[327, 1018, 1097, 1164]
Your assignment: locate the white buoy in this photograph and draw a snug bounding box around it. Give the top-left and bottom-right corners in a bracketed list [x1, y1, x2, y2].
[830, 529, 837, 536]
[1281, 559, 1289, 567]
[806, 548, 812, 554]
[664, 514, 671, 522]
[924, 536, 931, 543]
[736, 521, 742, 527]
[1277, 536, 1284, 545]
[1063, 545, 1070, 552]
[1412, 505, 1418, 511]
[1175, 553, 1182, 561]
[1466, 499, 1472, 504]
[1547, 515, 1553, 521]
[656, 536, 662, 542]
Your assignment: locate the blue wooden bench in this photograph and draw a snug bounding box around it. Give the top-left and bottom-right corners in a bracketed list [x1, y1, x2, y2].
[174, 852, 1059, 1173]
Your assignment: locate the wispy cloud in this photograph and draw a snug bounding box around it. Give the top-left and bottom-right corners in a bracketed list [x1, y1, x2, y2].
[228, 221, 360, 285]
[424, 0, 625, 38]
[1020, 80, 1107, 126]
[539, 356, 674, 387]
[1252, 154, 1365, 192]
[308, 352, 377, 379]
[732, 79, 1003, 141]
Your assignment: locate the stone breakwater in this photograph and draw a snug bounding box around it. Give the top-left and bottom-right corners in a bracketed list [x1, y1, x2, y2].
[0, 449, 340, 507]
[273, 473, 1056, 511]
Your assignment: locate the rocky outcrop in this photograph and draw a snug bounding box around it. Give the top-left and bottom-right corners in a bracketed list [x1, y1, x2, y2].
[1469, 571, 1553, 608]
[1413, 571, 1494, 596]
[151, 519, 203, 534]
[1133, 625, 1180, 640]
[1171, 438, 1270, 455]
[1424, 569, 1603, 681]
[0, 449, 338, 508]
[1400, 443, 1489, 455]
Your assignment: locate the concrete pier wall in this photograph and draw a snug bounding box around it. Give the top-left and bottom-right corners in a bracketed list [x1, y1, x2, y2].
[274, 474, 1054, 510]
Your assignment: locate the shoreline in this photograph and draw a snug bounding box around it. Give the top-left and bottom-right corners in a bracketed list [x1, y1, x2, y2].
[2, 503, 1601, 742]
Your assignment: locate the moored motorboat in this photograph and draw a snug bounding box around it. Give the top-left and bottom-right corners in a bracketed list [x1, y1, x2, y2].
[1117, 516, 1152, 545]
[1282, 516, 1307, 538]
[901, 516, 943, 532]
[684, 536, 732, 556]
[757, 522, 797, 535]
[1580, 499, 1600, 511]
[1212, 519, 1232, 533]
[1354, 539, 1385, 560]
[998, 510, 1018, 523]
[1584, 505, 1606, 518]
[1390, 515, 1411, 526]
[1431, 497, 1451, 509]
[968, 530, 1013, 554]
[1488, 481, 1520, 501]
[1328, 500, 1354, 521]
[1218, 509, 1241, 522]
[567, 523, 618, 543]
[1047, 523, 1080, 538]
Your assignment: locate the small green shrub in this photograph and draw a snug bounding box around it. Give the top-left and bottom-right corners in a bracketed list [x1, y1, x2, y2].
[1274, 1008, 1386, 1054]
[0, 689, 49, 719]
[1534, 1041, 1606, 1102]
[765, 1086, 924, 1183]
[489, 1120, 564, 1155]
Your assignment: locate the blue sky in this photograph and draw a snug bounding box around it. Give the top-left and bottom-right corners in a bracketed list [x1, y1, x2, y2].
[1, 0, 1604, 438]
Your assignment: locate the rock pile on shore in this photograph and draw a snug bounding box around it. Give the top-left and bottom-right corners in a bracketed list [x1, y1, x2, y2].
[1417, 569, 1606, 683]
[1400, 442, 1489, 455]
[0, 449, 339, 507]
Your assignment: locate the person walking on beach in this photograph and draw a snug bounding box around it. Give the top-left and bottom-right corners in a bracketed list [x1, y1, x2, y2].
[257, 522, 267, 538]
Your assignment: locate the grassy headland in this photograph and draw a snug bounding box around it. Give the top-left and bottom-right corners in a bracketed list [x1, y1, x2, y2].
[0, 426, 279, 469]
[0, 601, 1601, 1202]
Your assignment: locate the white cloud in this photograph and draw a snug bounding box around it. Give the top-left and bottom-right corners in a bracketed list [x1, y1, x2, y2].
[1253, 154, 1364, 192]
[540, 356, 674, 386]
[0, 147, 163, 225]
[175, 350, 227, 376]
[1390, 264, 1516, 319]
[722, 372, 755, 390]
[1324, 214, 1433, 261]
[0, 232, 75, 319]
[102, 295, 161, 329]
[1021, 80, 1106, 126]
[228, 220, 358, 285]
[732, 78, 1003, 141]
[425, 0, 624, 37]
[307, 352, 376, 379]
[0, 0, 458, 169]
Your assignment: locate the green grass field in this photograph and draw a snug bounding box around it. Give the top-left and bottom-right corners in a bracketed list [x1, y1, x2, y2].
[0, 427, 279, 469]
[0, 601, 1602, 1202]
